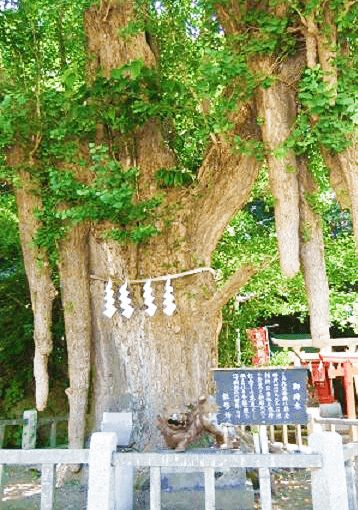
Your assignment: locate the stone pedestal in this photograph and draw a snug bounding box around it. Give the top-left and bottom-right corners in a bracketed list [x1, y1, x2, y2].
[160, 467, 254, 510]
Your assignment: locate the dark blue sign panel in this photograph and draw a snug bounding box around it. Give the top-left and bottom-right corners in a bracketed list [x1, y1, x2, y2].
[213, 368, 308, 425]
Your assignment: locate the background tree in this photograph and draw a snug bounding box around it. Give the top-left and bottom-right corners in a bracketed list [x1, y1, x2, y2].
[0, 0, 357, 449]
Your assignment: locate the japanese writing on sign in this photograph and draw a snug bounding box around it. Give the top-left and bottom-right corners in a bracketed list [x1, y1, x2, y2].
[213, 368, 308, 425]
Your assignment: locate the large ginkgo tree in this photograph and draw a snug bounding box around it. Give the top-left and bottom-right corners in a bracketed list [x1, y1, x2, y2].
[0, 0, 356, 449]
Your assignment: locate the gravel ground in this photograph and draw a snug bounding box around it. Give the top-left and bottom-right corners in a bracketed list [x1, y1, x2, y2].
[1, 466, 312, 510]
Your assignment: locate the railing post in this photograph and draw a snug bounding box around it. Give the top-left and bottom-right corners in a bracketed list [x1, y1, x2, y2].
[150, 467, 161, 510]
[22, 409, 37, 449]
[259, 426, 272, 510]
[49, 421, 57, 448]
[87, 432, 117, 510]
[204, 467, 215, 510]
[114, 461, 133, 510]
[345, 458, 358, 510]
[41, 464, 55, 510]
[309, 432, 349, 510]
[307, 407, 322, 435]
[282, 424, 289, 448]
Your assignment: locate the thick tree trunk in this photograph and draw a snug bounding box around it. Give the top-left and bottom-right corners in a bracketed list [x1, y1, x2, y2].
[8, 148, 56, 411]
[81, 1, 259, 447]
[298, 159, 330, 348]
[89, 238, 220, 447]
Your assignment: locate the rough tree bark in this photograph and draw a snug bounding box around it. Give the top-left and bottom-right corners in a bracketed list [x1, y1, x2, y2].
[7, 147, 56, 411]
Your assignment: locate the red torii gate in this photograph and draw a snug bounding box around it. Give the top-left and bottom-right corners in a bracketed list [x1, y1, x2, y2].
[269, 336, 358, 419]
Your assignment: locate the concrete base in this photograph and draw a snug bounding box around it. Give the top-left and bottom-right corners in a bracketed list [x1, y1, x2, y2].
[134, 487, 255, 510]
[161, 467, 248, 491]
[162, 487, 255, 510]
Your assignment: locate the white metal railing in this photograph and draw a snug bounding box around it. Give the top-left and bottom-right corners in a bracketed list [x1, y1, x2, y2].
[314, 417, 358, 438]
[255, 423, 305, 449]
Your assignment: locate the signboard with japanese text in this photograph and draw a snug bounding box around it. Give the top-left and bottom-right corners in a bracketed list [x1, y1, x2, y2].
[213, 368, 308, 425]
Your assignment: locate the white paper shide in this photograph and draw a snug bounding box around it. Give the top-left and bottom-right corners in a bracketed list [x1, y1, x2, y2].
[103, 279, 117, 318]
[163, 278, 176, 316]
[143, 280, 157, 317]
[118, 280, 134, 319]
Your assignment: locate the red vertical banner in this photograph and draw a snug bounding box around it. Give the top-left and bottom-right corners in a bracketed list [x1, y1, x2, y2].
[246, 327, 270, 366]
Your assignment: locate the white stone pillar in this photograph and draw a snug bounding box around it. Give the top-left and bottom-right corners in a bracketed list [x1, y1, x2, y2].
[87, 432, 117, 510]
[308, 431, 349, 510]
[22, 410, 37, 449]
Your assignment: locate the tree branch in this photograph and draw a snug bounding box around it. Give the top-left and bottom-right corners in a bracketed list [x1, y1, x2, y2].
[188, 104, 260, 263]
[213, 1, 244, 35]
[298, 158, 331, 348]
[207, 264, 258, 314]
[316, 6, 337, 102]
